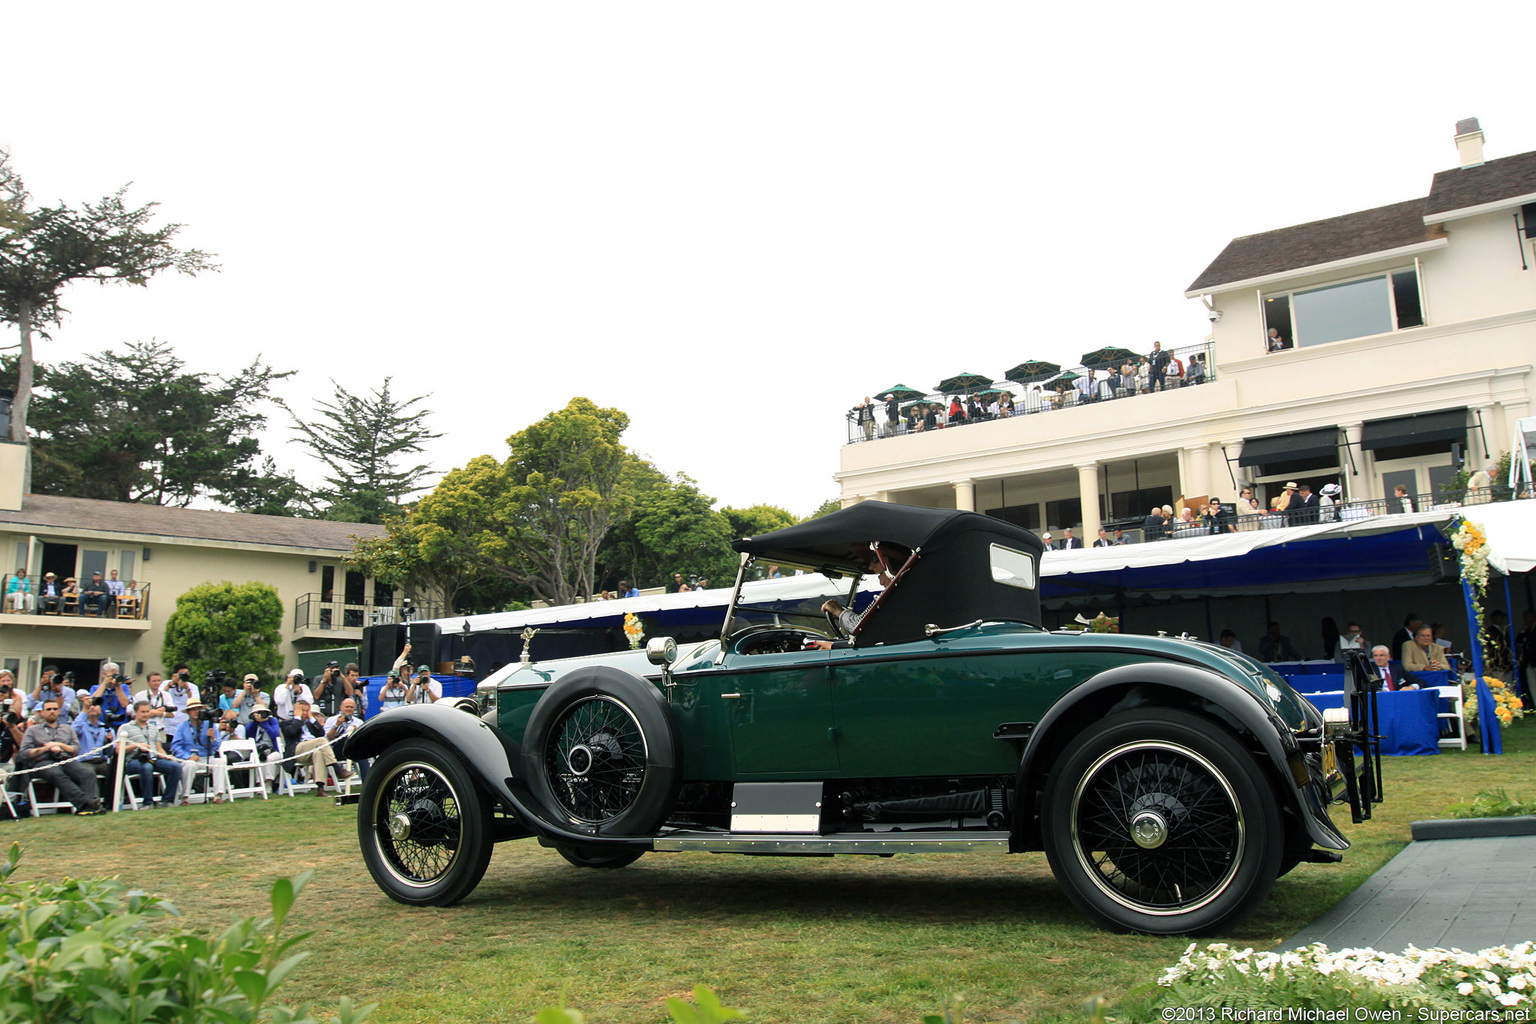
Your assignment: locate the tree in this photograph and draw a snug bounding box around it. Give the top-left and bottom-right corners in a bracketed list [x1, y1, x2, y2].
[722, 504, 797, 540]
[161, 581, 283, 684]
[807, 497, 845, 520]
[349, 398, 635, 610]
[347, 506, 483, 616]
[0, 150, 217, 489]
[8, 340, 297, 508]
[285, 378, 440, 524]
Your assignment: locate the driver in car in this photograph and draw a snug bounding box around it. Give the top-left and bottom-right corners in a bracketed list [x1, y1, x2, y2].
[812, 542, 909, 649]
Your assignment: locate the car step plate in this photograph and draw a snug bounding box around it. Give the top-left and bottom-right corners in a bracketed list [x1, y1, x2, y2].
[653, 830, 1011, 855]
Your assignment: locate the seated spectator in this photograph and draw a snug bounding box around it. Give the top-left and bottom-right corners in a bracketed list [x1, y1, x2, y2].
[80, 571, 111, 616]
[1142, 506, 1165, 541]
[118, 700, 182, 807]
[1208, 498, 1234, 534]
[36, 571, 61, 613]
[280, 699, 343, 794]
[171, 700, 226, 804]
[0, 685, 25, 801]
[1257, 622, 1301, 662]
[60, 576, 79, 610]
[1334, 621, 1367, 662]
[405, 666, 442, 705]
[1186, 353, 1207, 384]
[16, 698, 102, 814]
[1431, 621, 1462, 664]
[1235, 486, 1261, 517]
[273, 669, 314, 720]
[1402, 624, 1451, 673]
[1112, 527, 1128, 545]
[1093, 528, 1112, 548]
[1370, 645, 1422, 690]
[5, 568, 33, 613]
[244, 706, 284, 792]
[72, 701, 116, 803]
[1217, 629, 1244, 654]
[325, 698, 366, 780]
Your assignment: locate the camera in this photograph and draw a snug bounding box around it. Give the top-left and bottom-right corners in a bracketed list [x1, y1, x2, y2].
[178, 670, 191, 683]
[90, 696, 104, 707]
[1208, 309, 1223, 323]
[111, 673, 126, 684]
[205, 669, 226, 686]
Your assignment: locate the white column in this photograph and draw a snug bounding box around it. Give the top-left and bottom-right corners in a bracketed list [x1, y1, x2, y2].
[1181, 444, 1212, 501]
[953, 480, 976, 512]
[1077, 462, 1101, 538]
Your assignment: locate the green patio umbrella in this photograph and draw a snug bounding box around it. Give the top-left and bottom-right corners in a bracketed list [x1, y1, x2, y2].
[935, 372, 994, 394]
[1079, 346, 1139, 371]
[1003, 360, 1060, 385]
[875, 384, 925, 402]
[1044, 371, 1081, 392]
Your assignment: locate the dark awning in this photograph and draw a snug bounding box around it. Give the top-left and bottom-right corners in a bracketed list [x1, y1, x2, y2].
[1238, 427, 1341, 467]
[1360, 408, 1468, 451]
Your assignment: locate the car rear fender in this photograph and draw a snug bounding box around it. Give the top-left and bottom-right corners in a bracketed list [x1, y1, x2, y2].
[1012, 662, 1339, 852]
[346, 704, 647, 850]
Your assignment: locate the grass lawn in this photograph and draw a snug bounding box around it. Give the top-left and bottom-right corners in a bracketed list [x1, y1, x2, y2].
[6, 723, 1534, 1024]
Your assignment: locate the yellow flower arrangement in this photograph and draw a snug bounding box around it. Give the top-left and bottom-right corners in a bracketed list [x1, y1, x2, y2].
[623, 612, 644, 650]
[1463, 675, 1526, 730]
[1451, 518, 1490, 593]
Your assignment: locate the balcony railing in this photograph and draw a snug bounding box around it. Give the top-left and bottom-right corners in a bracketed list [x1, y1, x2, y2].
[292, 594, 445, 633]
[846, 341, 1216, 444]
[2, 579, 153, 621]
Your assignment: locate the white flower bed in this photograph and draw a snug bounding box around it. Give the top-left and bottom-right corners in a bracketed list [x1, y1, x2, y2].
[1157, 942, 1536, 1012]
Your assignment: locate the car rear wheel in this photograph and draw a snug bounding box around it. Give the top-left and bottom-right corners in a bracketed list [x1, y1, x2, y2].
[1042, 708, 1282, 935]
[555, 845, 646, 869]
[359, 738, 493, 907]
[523, 667, 680, 836]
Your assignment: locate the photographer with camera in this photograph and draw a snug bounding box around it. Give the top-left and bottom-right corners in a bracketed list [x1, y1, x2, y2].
[118, 700, 182, 808]
[132, 671, 174, 744]
[324, 697, 365, 782]
[340, 662, 367, 718]
[312, 661, 347, 717]
[71, 700, 116, 803]
[279, 698, 341, 795]
[90, 666, 132, 728]
[405, 665, 441, 705]
[162, 665, 201, 732]
[0, 678, 28, 800]
[221, 674, 271, 725]
[31, 665, 78, 718]
[171, 700, 226, 804]
[273, 669, 313, 721]
[17, 698, 103, 814]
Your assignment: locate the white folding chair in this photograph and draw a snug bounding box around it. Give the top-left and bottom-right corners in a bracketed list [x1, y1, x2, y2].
[219, 739, 268, 801]
[27, 777, 76, 816]
[1436, 685, 1468, 750]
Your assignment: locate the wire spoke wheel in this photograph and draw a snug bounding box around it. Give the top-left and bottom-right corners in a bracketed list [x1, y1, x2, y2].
[359, 739, 493, 906]
[544, 695, 648, 825]
[373, 761, 466, 885]
[1043, 708, 1282, 935]
[1071, 742, 1243, 914]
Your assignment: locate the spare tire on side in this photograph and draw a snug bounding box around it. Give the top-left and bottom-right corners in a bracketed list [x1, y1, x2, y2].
[521, 666, 681, 837]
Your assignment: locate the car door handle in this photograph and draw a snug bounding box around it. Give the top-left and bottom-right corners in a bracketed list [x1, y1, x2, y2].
[721, 693, 743, 699]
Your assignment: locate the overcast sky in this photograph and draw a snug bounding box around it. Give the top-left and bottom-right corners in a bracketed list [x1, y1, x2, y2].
[4, 3, 1530, 516]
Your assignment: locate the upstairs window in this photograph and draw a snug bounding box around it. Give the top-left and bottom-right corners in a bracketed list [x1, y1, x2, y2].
[1263, 265, 1424, 350]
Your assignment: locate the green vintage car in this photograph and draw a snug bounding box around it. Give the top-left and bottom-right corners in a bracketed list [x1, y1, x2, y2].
[348, 501, 1380, 934]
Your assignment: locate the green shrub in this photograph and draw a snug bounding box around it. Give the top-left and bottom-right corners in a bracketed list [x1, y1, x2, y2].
[1445, 788, 1536, 819]
[0, 842, 373, 1023]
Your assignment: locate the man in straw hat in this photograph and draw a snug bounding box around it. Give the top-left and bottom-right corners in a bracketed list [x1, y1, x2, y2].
[171, 699, 226, 804]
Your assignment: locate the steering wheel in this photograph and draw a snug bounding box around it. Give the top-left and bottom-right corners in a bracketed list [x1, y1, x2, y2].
[824, 607, 846, 640]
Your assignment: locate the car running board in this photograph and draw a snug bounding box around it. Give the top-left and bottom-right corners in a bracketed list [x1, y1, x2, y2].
[653, 830, 1011, 855]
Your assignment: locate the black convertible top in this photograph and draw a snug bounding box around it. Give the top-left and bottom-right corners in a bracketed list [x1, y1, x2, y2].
[732, 501, 1045, 644]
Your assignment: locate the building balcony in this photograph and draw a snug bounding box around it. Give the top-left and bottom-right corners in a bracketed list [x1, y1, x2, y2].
[1, 580, 153, 632]
[291, 594, 445, 641]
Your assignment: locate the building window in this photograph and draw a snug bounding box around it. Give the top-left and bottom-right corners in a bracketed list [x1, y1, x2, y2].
[1263, 265, 1424, 350]
[989, 545, 1036, 590]
[1045, 498, 1083, 531]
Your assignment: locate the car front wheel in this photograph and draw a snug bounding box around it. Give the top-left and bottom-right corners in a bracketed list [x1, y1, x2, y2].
[1042, 708, 1282, 935]
[358, 738, 494, 907]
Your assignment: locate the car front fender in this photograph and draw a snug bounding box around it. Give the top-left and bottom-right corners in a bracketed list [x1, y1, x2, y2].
[346, 704, 648, 850]
[1014, 661, 1347, 853]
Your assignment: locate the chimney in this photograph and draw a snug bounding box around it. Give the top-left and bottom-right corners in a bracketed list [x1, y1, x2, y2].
[1454, 117, 1485, 168]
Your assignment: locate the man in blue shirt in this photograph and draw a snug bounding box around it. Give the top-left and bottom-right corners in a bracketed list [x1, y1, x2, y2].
[72, 701, 116, 804]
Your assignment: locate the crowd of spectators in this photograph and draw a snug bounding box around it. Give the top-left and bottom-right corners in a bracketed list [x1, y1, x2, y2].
[846, 341, 1215, 443]
[0, 644, 445, 816]
[3, 569, 145, 617]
